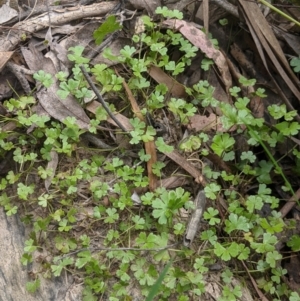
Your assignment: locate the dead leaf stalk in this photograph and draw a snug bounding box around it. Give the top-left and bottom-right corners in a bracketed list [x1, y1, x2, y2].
[80, 64, 127, 133]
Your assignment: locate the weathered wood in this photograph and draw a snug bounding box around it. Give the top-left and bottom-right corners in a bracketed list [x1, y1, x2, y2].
[0, 1, 117, 51]
[0, 208, 82, 300]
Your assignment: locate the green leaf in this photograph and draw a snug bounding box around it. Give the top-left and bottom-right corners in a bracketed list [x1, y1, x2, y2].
[155, 137, 174, 153]
[168, 98, 196, 124]
[266, 250, 282, 268]
[33, 70, 53, 88]
[165, 61, 185, 75]
[235, 97, 250, 110]
[211, 133, 235, 157]
[287, 235, 300, 252]
[93, 15, 122, 45]
[142, 126, 156, 142]
[21, 253, 32, 265]
[255, 160, 273, 184]
[132, 215, 146, 230]
[138, 149, 151, 162]
[275, 121, 300, 136]
[227, 242, 240, 258]
[290, 56, 300, 73]
[26, 278, 41, 293]
[201, 229, 217, 244]
[245, 195, 263, 213]
[193, 258, 209, 273]
[51, 257, 74, 276]
[24, 238, 37, 253]
[214, 242, 231, 261]
[68, 46, 90, 64]
[120, 45, 136, 59]
[239, 76, 256, 87]
[136, 232, 157, 249]
[238, 244, 250, 260]
[179, 135, 202, 152]
[173, 222, 185, 235]
[224, 213, 251, 234]
[6, 205, 18, 216]
[255, 87, 267, 97]
[219, 18, 228, 25]
[201, 58, 214, 71]
[151, 42, 167, 55]
[179, 39, 198, 58]
[204, 183, 221, 200]
[258, 183, 271, 195]
[203, 207, 220, 225]
[38, 193, 51, 207]
[83, 287, 97, 301]
[56, 71, 68, 81]
[17, 183, 35, 200]
[221, 268, 233, 284]
[104, 208, 119, 223]
[140, 15, 154, 29]
[250, 233, 277, 253]
[55, 236, 77, 253]
[229, 86, 241, 97]
[240, 151, 256, 163]
[155, 6, 183, 19]
[116, 264, 130, 282]
[75, 251, 92, 268]
[203, 166, 220, 180]
[152, 188, 189, 224]
[58, 219, 73, 232]
[290, 292, 300, 301]
[268, 104, 286, 119]
[152, 161, 166, 176]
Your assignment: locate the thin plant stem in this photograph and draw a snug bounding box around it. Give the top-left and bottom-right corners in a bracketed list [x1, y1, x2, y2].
[246, 123, 296, 203]
[257, 0, 300, 27]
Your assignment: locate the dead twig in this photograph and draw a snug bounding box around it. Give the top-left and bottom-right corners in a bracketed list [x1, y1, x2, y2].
[280, 188, 300, 218]
[0, 1, 118, 51]
[6, 61, 34, 95]
[211, 0, 239, 18]
[80, 64, 127, 132]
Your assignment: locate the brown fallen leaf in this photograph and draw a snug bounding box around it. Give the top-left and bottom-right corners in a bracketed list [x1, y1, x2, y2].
[165, 150, 207, 186]
[0, 4, 18, 24]
[148, 65, 187, 98]
[163, 19, 232, 95]
[188, 113, 224, 132]
[159, 176, 189, 189]
[273, 26, 300, 55]
[0, 52, 14, 72]
[238, 0, 300, 116]
[23, 42, 91, 130]
[37, 83, 90, 130]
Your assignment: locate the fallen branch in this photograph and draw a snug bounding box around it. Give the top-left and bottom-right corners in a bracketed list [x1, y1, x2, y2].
[0, 1, 118, 51]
